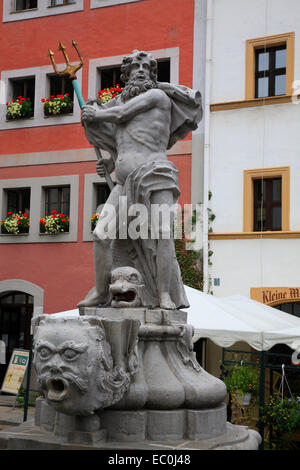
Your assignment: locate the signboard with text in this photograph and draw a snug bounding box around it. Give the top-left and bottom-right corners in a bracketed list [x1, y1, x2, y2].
[251, 287, 300, 305]
[1, 349, 29, 394]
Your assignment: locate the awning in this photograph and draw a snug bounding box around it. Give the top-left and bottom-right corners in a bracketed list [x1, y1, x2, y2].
[183, 286, 300, 351]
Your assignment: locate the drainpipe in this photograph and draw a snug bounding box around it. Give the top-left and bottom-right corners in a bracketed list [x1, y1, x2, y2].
[203, 0, 213, 294]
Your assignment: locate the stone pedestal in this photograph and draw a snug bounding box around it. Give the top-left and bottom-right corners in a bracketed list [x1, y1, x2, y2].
[79, 307, 227, 411]
[21, 307, 261, 450]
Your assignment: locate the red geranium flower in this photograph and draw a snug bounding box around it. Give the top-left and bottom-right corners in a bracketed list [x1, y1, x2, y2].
[52, 210, 57, 214]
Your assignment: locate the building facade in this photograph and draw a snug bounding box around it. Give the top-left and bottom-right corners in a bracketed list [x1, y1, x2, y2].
[3, 0, 298, 384]
[207, 0, 300, 304]
[204, 0, 300, 374]
[0, 0, 206, 379]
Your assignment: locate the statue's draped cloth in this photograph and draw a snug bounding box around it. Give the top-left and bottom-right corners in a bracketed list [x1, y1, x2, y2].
[118, 159, 187, 308]
[84, 83, 203, 309]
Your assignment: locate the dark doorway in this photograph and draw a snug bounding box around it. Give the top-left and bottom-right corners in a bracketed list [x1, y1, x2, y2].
[0, 292, 33, 386]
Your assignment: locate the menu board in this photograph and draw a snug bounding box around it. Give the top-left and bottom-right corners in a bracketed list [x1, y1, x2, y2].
[1, 349, 29, 394]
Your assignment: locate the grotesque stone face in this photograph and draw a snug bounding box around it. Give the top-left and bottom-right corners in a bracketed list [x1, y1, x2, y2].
[34, 319, 103, 416]
[109, 267, 143, 308]
[33, 316, 139, 416]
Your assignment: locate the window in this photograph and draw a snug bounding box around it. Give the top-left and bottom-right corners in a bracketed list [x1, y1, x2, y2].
[6, 188, 30, 215]
[243, 167, 290, 232]
[1, 65, 82, 130]
[91, 0, 144, 9]
[255, 45, 286, 98]
[15, 0, 37, 10]
[48, 75, 74, 111]
[245, 32, 294, 100]
[96, 184, 110, 209]
[253, 178, 282, 231]
[0, 176, 78, 243]
[157, 59, 170, 83]
[44, 186, 70, 216]
[10, 77, 35, 110]
[100, 67, 124, 90]
[4, 0, 83, 22]
[50, 0, 73, 6]
[98, 59, 170, 90]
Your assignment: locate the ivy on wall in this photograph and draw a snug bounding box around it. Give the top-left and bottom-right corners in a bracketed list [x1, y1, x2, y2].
[175, 237, 203, 290]
[175, 193, 216, 293]
[175, 206, 203, 291]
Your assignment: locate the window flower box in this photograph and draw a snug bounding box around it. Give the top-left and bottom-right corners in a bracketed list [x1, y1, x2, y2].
[90, 212, 100, 231]
[1, 212, 30, 235]
[42, 93, 73, 116]
[97, 85, 123, 103]
[6, 97, 33, 120]
[40, 210, 69, 234]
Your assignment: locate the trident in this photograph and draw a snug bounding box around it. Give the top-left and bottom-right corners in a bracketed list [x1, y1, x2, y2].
[48, 41, 114, 190]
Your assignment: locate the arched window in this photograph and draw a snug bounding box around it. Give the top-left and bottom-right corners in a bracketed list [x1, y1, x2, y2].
[0, 292, 33, 384]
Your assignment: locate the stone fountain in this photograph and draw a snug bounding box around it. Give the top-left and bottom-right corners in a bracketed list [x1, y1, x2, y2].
[0, 50, 261, 450]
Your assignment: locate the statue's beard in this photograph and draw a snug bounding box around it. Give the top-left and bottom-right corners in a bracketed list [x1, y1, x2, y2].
[121, 78, 157, 102]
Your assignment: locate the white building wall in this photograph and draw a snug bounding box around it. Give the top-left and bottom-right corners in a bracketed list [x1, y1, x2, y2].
[210, 238, 300, 298]
[210, 103, 300, 233]
[207, 0, 300, 297]
[211, 0, 300, 102]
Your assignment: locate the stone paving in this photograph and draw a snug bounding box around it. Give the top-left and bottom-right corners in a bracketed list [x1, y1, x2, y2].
[0, 395, 35, 431]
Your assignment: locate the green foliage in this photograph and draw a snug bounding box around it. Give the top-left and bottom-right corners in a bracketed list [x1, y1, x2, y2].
[224, 364, 259, 395]
[175, 237, 203, 290]
[15, 388, 40, 409]
[1, 211, 30, 235]
[174, 195, 216, 292]
[262, 395, 300, 435]
[40, 210, 69, 234]
[6, 97, 33, 119]
[207, 207, 216, 223]
[175, 207, 203, 291]
[42, 93, 73, 115]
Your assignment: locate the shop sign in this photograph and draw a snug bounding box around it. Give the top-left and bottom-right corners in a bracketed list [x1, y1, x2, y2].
[251, 287, 300, 305]
[1, 349, 29, 394]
